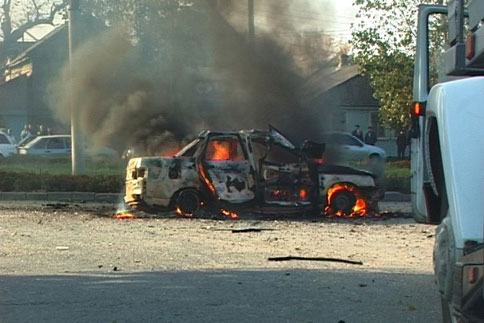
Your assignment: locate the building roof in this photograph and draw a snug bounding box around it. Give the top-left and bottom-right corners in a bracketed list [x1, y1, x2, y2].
[5, 24, 66, 68]
[300, 65, 361, 104]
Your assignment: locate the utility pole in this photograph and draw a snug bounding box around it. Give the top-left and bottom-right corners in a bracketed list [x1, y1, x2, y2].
[68, 0, 85, 175]
[248, 0, 255, 48]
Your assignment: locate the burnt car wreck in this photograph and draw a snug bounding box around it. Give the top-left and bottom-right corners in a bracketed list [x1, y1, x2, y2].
[124, 127, 383, 217]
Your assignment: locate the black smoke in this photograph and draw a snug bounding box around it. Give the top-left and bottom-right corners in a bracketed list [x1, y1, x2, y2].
[49, 0, 330, 155]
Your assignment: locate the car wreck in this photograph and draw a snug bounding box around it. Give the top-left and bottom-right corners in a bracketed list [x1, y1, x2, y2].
[124, 126, 383, 217]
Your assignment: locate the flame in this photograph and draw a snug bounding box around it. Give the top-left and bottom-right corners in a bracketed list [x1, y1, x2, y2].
[161, 145, 181, 157]
[198, 161, 216, 196]
[299, 188, 307, 200]
[207, 141, 230, 160]
[113, 211, 135, 219]
[221, 209, 238, 219]
[312, 158, 326, 164]
[175, 207, 193, 217]
[324, 183, 368, 217]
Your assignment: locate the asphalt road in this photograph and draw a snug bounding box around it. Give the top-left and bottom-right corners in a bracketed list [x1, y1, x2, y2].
[0, 202, 442, 323]
[1, 269, 441, 323]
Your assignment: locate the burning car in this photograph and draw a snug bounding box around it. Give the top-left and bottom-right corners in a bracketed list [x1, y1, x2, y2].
[124, 126, 383, 217]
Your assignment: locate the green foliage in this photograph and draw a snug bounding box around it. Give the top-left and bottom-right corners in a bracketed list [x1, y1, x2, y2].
[383, 160, 410, 193]
[0, 155, 125, 192]
[0, 155, 126, 176]
[351, 0, 445, 130]
[0, 172, 123, 192]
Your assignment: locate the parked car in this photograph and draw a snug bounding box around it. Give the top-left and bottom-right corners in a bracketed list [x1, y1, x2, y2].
[0, 131, 17, 156]
[18, 135, 71, 156]
[16, 135, 37, 150]
[124, 126, 383, 216]
[18, 135, 118, 158]
[321, 132, 386, 163]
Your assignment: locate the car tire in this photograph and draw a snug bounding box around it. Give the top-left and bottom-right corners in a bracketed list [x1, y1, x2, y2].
[368, 154, 382, 165]
[329, 190, 356, 215]
[175, 189, 201, 216]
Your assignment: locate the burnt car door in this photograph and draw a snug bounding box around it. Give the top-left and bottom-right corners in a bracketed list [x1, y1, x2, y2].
[199, 134, 255, 204]
[250, 128, 314, 206]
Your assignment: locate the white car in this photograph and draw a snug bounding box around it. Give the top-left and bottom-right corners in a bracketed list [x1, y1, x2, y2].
[0, 131, 17, 156]
[321, 132, 386, 164]
[18, 135, 118, 158]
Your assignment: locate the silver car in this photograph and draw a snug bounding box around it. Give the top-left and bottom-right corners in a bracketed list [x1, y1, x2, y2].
[0, 131, 17, 156]
[18, 135, 118, 158]
[18, 135, 71, 156]
[321, 132, 386, 163]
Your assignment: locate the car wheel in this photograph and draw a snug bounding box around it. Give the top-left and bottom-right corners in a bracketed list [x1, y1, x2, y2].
[369, 154, 381, 163]
[329, 190, 356, 215]
[175, 189, 201, 216]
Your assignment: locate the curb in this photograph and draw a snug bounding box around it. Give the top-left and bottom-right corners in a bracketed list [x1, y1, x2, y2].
[0, 192, 123, 203]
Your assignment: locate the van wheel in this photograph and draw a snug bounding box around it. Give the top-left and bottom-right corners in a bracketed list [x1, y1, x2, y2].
[329, 190, 356, 215]
[175, 189, 201, 216]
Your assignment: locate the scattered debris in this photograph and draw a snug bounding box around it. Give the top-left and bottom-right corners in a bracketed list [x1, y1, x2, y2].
[206, 227, 276, 233]
[231, 228, 275, 233]
[44, 203, 69, 209]
[267, 255, 363, 265]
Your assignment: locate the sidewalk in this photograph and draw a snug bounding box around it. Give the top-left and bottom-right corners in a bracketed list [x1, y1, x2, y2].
[0, 191, 410, 203]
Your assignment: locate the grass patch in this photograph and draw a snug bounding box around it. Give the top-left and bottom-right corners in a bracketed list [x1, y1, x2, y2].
[383, 159, 410, 193]
[0, 155, 125, 192]
[0, 155, 126, 176]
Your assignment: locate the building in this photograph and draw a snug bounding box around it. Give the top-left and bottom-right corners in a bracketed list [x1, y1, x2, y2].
[302, 65, 397, 156]
[0, 25, 68, 140]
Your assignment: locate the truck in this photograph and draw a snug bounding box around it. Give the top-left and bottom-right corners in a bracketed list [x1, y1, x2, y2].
[411, 0, 484, 321]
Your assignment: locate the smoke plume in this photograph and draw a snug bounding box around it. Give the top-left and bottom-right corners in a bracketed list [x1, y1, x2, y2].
[49, 0, 333, 155]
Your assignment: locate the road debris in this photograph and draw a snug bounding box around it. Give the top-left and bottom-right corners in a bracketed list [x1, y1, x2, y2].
[268, 255, 363, 265]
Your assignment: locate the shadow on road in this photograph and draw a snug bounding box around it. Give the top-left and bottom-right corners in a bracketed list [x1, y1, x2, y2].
[0, 269, 441, 323]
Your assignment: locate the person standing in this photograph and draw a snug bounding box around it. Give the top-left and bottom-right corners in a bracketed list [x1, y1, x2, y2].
[396, 130, 407, 159]
[351, 125, 363, 141]
[37, 125, 48, 136]
[364, 126, 377, 145]
[20, 124, 31, 140]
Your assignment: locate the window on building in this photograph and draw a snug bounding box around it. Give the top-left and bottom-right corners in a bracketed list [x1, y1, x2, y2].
[370, 111, 386, 137]
[331, 111, 347, 132]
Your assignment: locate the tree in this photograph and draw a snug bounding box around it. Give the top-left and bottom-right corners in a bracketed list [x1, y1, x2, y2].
[0, 0, 68, 62]
[350, 0, 445, 131]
